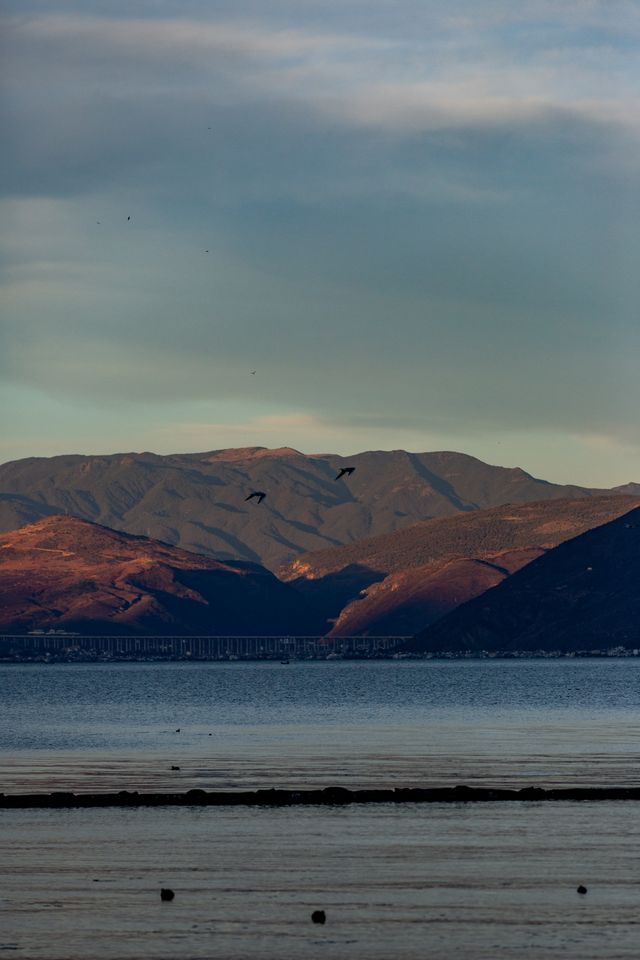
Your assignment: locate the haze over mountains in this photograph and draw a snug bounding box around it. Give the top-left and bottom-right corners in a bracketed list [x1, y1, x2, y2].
[0, 516, 313, 636]
[409, 508, 640, 655]
[0, 447, 633, 571]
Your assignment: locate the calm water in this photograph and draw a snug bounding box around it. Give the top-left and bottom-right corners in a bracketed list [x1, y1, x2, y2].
[3, 660, 640, 959]
[2, 659, 640, 792]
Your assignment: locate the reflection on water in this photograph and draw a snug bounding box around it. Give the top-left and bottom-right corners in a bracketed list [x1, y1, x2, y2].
[2, 659, 640, 792]
[2, 802, 640, 960]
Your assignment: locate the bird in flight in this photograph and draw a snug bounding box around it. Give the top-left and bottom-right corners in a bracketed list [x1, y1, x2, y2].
[127, 215, 131, 221]
[335, 467, 356, 481]
[250, 370, 256, 375]
[245, 491, 266, 503]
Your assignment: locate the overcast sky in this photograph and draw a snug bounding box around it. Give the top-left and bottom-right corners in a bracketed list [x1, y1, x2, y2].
[1, 0, 639, 485]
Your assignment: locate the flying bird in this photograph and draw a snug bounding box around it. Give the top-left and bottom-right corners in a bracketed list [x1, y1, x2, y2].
[250, 370, 256, 375]
[334, 467, 356, 481]
[245, 491, 266, 504]
[127, 215, 131, 221]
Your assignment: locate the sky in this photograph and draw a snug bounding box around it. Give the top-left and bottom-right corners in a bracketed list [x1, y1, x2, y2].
[1, 0, 639, 486]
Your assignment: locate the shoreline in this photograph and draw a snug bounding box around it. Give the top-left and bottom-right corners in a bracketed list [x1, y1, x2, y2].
[4, 785, 640, 808]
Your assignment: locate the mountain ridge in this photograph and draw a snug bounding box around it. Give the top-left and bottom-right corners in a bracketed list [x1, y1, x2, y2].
[0, 447, 630, 571]
[281, 495, 640, 636]
[0, 515, 315, 636]
[408, 506, 640, 654]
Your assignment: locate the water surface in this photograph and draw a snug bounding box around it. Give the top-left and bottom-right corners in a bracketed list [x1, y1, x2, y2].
[2, 802, 640, 959]
[2, 659, 640, 793]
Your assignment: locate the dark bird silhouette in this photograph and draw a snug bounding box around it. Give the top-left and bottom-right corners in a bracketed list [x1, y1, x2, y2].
[127, 215, 131, 221]
[250, 370, 256, 375]
[160, 888, 175, 902]
[245, 491, 266, 504]
[334, 467, 355, 481]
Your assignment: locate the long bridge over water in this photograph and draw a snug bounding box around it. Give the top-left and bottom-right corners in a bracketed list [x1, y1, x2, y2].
[0, 634, 408, 660]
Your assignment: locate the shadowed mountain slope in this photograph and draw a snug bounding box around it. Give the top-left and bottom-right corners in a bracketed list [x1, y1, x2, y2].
[408, 506, 640, 654]
[280, 496, 640, 636]
[0, 447, 628, 571]
[0, 516, 314, 636]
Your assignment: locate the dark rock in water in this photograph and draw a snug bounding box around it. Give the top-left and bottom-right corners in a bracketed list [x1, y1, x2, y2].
[160, 888, 175, 901]
[322, 786, 352, 804]
[311, 910, 326, 924]
[577, 885, 588, 895]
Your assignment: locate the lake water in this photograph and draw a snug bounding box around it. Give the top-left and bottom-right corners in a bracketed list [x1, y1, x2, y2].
[2, 659, 640, 958]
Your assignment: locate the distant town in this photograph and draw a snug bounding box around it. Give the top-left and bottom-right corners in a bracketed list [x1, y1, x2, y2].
[1, 633, 638, 663]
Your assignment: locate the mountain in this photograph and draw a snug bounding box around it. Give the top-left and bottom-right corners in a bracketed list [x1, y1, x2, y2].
[0, 447, 626, 571]
[281, 496, 640, 636]
[408, 506, 640, 654]
[0, 516, 314, 636]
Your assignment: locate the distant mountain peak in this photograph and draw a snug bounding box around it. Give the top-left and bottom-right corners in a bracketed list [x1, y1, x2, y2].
[196, 446, 303, 463]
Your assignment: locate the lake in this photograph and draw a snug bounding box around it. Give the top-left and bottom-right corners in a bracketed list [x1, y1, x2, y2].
[2, 659, 640, 958]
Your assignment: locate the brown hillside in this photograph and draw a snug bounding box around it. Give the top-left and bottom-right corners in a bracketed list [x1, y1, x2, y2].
[0, 516, 313, 636]
[281, 496, 640, 636]
[409, 506, 640, 654]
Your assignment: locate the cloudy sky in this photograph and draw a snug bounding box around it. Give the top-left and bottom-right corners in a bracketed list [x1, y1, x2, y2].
[2, 0, 639, 485]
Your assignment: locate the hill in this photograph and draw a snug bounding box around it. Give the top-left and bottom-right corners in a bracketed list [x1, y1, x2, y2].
[0, 447, 626, 571]
[0, 516, 314, 636]
[408, 506, 640, 654]
[281, 496, 640, 635]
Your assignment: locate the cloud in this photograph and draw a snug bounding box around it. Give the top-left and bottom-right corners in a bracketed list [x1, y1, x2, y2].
[2, 3, 640, 484]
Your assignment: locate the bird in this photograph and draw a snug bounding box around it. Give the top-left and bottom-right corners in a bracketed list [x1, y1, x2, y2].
[245, 491, 266, 504]
[127, 215, 131, 221]
[250, 370, 256, 375]
[205, 250, 209, 253]
[334, 467, 355, 481]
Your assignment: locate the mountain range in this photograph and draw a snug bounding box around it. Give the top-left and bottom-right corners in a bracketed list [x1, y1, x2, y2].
[1, 447, 639, 649]
[281, 495, 640, 636]
[0, 446, 634, 571]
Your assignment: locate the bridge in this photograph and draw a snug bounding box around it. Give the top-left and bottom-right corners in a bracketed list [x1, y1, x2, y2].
[0, 634, 409, 660]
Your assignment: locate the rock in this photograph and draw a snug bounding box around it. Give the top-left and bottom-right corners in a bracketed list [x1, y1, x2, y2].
[160, 888, 175, 901]
[311, 910, 326, 924]
[577, 885, 588, 895]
